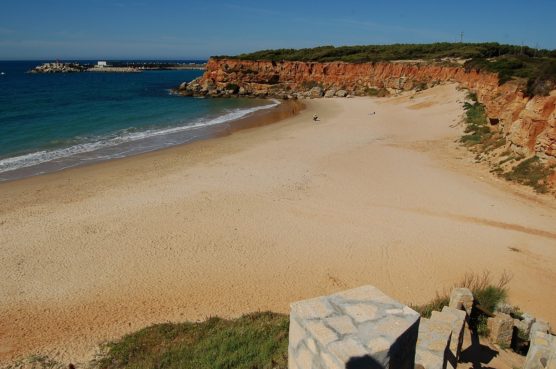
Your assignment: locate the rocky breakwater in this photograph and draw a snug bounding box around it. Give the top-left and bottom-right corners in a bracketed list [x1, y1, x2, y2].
[28, 62, 86, 73]
[176, 58, 556, 188]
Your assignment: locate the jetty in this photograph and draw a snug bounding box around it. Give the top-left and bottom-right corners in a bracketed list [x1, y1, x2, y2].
[28, 61, 206, 74]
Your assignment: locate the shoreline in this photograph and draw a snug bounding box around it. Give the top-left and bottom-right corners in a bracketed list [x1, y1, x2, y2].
[0, 99, 303, 184]
[1, 85, 556, 364]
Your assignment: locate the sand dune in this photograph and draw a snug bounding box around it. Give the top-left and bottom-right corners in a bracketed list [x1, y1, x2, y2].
[1, 84, 555, 364]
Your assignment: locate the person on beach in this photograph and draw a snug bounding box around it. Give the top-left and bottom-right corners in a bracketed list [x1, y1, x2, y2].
[313, 113, 319, 122]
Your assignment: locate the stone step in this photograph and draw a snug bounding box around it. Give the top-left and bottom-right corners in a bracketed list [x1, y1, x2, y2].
[430, 306, 466, 367]
[524, 331, 556, 369]
[415, 317, 453, 369]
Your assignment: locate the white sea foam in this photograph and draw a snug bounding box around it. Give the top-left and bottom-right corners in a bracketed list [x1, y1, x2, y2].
[0, 100, 279, 174]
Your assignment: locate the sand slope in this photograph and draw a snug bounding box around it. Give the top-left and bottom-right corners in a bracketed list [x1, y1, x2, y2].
[1, 85, 555, 364]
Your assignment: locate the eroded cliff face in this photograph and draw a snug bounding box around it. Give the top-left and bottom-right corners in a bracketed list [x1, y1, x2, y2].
[182, 58, 556, 168]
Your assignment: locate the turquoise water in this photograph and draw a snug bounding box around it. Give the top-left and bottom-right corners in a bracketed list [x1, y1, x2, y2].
[0, 61, 275, 181]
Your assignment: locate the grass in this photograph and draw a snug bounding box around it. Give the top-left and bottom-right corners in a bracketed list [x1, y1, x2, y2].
[95, 312, 289, 369]
[503, 156, 554, 193]
[410, 293, 450, 318]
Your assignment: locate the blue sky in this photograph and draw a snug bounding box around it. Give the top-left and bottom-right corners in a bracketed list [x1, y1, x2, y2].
[1, 0, 555, 60]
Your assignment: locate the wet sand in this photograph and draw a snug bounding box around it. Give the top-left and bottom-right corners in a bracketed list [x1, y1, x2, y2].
[1, 84, 555, 364]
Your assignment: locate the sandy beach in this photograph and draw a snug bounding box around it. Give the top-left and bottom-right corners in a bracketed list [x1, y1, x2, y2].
[1, 84, 556, 364]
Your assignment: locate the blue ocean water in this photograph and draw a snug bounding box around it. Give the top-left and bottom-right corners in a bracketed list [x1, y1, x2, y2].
[0, 61, 276, 181]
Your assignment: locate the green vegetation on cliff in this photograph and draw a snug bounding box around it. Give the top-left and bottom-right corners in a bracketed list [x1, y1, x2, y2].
[460, 92, 554, 193]
[460, 92, 493, 146]
[224, 43, 555, 63]
[503, 156, 555, 193]
[217, 43, 556, 94]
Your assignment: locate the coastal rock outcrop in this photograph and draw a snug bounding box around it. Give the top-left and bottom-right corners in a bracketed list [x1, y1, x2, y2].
[29, 62, 86, 73]
[176, 58, 555, 188]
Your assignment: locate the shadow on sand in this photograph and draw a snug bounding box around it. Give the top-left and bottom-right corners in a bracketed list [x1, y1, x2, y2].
[459, 328, 499, 369]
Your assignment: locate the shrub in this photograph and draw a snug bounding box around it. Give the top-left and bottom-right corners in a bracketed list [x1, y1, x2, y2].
[411, 271, 512, 318]
[223, 43, 554, 64]
[460, 99, 492, 146]
[503, 156, 554, 193]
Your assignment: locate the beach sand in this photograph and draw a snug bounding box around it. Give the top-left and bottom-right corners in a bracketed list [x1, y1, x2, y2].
[1, 84, 556, 364]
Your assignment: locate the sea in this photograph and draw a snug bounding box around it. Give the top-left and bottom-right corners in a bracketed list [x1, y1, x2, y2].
[0, 61, 277, 181]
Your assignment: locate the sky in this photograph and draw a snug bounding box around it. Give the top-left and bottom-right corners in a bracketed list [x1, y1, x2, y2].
[1, 0, 555, 60]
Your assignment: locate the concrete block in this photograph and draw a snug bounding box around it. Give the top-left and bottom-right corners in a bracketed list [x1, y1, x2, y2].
[289, 285, 420, 369]
[415, 318, 452, 369]
[429, 306, 466, 366]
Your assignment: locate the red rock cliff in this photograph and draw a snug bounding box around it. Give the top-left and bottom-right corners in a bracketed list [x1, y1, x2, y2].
[193, 58, 556, 164]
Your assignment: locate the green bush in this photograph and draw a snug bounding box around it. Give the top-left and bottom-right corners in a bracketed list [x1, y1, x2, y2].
[503, 156, 554, 193]
[219, 43, 554, 64]
[411, 271, 512, 318]
[475, 315, 490, 337]
[474, 285, 507, 313]
[464, 56, 556, 89]
[460, 99, 492, 146]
